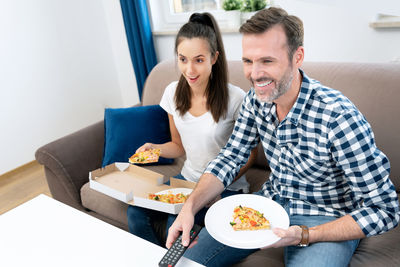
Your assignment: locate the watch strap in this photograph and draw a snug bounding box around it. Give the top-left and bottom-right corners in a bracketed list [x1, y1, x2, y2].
[297, 225, 309, 247]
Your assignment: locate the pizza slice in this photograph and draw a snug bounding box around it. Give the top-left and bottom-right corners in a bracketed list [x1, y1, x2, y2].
[129, 148, 161, 164]
[148, 192, 188, 204]
[230, 205, 270, 231]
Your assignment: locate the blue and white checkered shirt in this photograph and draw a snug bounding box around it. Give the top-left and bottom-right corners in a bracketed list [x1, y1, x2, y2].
[205, 70, 399, 236]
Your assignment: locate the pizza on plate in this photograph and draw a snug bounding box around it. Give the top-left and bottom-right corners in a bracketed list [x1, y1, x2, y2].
[129, 148, 160, 164]
[230, 205, 270, 231]
[148, 192, 188, 204]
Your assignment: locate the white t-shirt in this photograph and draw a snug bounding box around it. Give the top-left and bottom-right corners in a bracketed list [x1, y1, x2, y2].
[160, 81, 248, 191]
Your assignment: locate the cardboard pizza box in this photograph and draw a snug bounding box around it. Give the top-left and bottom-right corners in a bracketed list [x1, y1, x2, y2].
[89, 162, 196, 214]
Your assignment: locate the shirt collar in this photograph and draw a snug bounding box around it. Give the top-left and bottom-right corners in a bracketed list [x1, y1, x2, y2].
[285, 69, 314, 126]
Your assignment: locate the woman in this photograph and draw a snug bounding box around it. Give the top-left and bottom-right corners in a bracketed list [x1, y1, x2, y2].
[127, 12, 257, 246]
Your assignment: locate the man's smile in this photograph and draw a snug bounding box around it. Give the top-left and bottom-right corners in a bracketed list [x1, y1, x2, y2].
[255, 80, 273, 87]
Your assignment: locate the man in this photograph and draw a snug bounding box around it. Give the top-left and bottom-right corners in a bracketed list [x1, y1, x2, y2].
[166, 7, 400, 267]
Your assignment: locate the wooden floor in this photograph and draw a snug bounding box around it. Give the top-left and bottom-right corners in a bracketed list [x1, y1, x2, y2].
[0, 161, 52, 215]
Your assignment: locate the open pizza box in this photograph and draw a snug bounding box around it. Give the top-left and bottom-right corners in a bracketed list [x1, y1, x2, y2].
[89, 162, 196, 214]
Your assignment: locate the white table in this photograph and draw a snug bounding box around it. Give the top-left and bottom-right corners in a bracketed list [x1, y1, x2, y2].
[0, 194, 204, 267]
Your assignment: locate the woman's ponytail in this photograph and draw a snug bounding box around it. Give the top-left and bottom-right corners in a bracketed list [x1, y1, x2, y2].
[174, 12, 229, 122]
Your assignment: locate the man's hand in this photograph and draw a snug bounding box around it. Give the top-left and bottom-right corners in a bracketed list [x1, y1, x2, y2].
[261, 215, 366, 249]
[261, 226, 302, 249]
[166, 208, 197, 249]
[166, 173, 224, 248]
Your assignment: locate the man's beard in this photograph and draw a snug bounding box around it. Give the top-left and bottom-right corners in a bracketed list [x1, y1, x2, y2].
[252, 66, 294, 103]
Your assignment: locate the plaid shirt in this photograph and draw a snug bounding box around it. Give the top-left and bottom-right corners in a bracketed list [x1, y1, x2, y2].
[205, 70, 399, 236]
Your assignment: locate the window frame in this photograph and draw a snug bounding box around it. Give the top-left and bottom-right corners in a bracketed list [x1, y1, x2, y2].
[148, 0, 240, 33]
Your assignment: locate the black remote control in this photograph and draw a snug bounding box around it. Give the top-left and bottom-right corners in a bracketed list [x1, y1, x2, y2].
[159, 224, 202, 267]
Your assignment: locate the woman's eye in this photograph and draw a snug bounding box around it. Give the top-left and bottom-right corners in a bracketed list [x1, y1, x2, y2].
[197, 58, 204, 63]
[179, 58, 186, 63]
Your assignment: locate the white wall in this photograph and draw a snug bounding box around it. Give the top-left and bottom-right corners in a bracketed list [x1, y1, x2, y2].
[152, 0, 400, 63]
[275, 0, 400, 63]
[0, 0, 139, 175]
[102, 0, 139, 106]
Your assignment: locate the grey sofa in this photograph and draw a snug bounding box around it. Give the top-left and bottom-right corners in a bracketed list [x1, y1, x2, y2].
[35, 59, 400, 266]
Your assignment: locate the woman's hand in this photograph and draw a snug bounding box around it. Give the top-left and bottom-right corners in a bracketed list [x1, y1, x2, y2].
[135, 143, 154, 153]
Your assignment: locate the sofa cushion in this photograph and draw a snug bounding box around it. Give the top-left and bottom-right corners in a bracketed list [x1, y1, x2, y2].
[244, 166, 270, 193]
[232, 247, 284, 267]
[349, 219, 400, 266]
[102, 105, 173, 167]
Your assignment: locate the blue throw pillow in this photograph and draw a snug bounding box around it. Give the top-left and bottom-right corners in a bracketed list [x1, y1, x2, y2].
[102, 105, 174, 167]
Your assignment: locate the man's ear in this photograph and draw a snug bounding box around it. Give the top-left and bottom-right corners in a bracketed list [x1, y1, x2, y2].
[212, 51, 219, 65]
[294, 46, 304, 67]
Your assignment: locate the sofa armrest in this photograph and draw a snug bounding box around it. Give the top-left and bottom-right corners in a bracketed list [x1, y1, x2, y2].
[35, 121, 104, 210]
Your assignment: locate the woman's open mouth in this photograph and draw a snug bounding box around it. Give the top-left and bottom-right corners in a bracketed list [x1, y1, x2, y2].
[187, 75, 199, 83]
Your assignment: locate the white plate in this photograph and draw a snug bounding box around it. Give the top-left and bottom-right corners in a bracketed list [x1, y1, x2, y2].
[155, 188, 193, 195]
[205, 194, 289, 249]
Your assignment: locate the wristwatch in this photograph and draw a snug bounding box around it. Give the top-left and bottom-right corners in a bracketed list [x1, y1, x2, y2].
[297, 225, 309, 247]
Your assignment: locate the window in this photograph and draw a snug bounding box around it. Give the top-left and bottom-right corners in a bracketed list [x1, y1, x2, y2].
[149, 0, 238, 33]
[172, 0, 221, 13]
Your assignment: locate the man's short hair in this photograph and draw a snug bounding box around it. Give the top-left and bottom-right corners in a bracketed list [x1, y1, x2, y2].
[239, 7, 304, 59]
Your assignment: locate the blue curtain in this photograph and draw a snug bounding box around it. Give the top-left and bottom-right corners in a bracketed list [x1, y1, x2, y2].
[120, 0, 157, 101]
